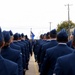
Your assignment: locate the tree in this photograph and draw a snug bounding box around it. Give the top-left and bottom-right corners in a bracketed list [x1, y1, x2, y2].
[57, 20, 75, 33]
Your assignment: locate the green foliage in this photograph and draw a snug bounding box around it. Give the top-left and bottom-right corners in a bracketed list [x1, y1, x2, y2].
[57, 20, 75, 32]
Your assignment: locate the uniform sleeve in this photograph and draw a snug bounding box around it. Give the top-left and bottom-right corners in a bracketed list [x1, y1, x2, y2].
[54, 58, 63, 75]
[16, 52, 23, 75]
[40, 50, 50, 75]
[40, 45, 46, 64]
[11, 63, 18, 75]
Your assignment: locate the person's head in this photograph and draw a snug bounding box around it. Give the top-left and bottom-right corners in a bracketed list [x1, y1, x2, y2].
[9, 30, 14, 43]
[71, 29, 75, 47]
[69, 34, 73, 40]
[21, 33, 25, 40]
[0, 28, 5, 48]
[46, 32, 50, 39]
[57, 29, 68, 43]
[13, 33, 19, 41]
[18, 34, 22, 40]
[40, 34, 44, 39]
[50, 29, 57, 39]
[25, 35, 29, 40]
[3, 31, 11, 46]
[43, 33, 46, 40]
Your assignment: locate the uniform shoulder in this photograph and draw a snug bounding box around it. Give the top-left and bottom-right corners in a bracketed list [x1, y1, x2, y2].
[4, 58, 18, 67]
[10, 48, 21, 56]
[57, 53, 73, 62]
[47, 46, 57, 53]
[10, 47, 20, 53]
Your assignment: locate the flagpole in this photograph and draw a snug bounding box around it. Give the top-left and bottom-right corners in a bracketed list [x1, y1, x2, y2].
[30, 28, 32, 39]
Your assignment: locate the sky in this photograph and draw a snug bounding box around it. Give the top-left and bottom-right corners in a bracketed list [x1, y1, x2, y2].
[0, 0, 75, 39]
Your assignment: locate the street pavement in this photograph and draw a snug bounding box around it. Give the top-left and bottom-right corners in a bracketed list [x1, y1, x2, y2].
[26, 54, 39, 75]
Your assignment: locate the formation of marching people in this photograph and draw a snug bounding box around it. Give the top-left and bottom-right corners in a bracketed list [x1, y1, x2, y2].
[1, 26, 75, 75]
[33, 28, 75, 75]
[0, 27, 32, 75]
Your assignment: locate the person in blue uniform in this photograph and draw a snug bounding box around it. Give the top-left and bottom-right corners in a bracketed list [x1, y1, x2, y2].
[33, 39, 39, 62]
[34, 34, 44, 63]
[13, 33, 26, 75]
[25, 35, 32, 70]
[54, 29, 75, 75]
[36, 33, 48, 72]
[25, 35, 32, 57]
[9, 30, 21, 52]
[54, 52, 75, 75]
[38, 32, 50, 64]
[21, 33, 30, 71]
[0, 28, 18, 75]
[40, 29, 73, 75]
[18, 33, 28, 71]
[37, 30, 57, 72]
[1, 31, 23, 75]
[40, 29, 58, 65]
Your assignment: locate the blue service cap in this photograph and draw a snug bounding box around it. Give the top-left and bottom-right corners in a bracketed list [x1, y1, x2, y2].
[18, 34, 21, 38]
[21, 33, 24, 37]
[14, 33, 19, 40]
[57, 28, 68, 38]
[72, 29, 75, 36]
[9, 30, 13, 36]
[0, 27, 4, 42]
[50, 29, 57, 34]
[3, 31, 10, 42]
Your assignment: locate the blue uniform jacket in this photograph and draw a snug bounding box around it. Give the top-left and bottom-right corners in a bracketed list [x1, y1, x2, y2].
[10, 42, 21, 52]
[13, 41, 26, 69]
[1, 46, 23, 75]
[0, 55, 18, 75]
[54, 51, 75, 75]
[40, 44, 73, 75]
[37, 39, 47, 63]
[40, 40, 58, 64]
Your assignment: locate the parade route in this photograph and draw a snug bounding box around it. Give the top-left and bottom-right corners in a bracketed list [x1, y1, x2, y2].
[26, 54, 39, 75]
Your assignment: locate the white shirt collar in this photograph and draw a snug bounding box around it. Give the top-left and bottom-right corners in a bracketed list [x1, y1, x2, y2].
[50, 38, 57, 41]
[59, 43, 67, 45]
[46, 39, 51, 41]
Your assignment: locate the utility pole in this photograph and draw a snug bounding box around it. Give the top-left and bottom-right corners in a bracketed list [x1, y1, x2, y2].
[65, 4, 72, 39]
[49, 22, 52, 31]
[30, 28, 32, 32]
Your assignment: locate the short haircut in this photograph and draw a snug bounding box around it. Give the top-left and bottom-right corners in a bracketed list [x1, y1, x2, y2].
[50, 33, 57, 38]
[57, 36, 68, 43]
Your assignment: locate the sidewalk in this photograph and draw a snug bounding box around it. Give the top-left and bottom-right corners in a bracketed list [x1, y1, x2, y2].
[26, 55, 39, 75]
